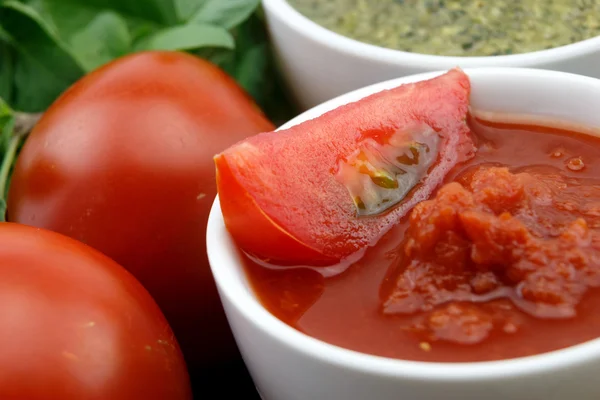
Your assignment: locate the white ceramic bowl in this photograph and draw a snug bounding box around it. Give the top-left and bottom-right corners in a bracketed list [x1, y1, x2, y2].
[262, 0, 600, 110]
[207, 68, 600, 400]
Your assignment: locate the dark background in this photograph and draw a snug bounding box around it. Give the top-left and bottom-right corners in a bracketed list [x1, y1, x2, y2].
[192, 357, 261, 399]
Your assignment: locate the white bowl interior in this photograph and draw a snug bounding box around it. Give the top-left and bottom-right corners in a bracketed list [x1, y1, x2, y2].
[207, 68, 600, 380]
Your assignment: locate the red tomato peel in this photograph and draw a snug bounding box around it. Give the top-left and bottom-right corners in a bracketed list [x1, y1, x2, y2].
[0, 223, 191, 400]
[7, 51, 275, 369]
[215, 69, 475, 266]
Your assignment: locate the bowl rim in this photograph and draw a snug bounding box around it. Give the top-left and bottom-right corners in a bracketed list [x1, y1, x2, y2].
[207, 67, 600, 381]
[262, 0, 600, 67]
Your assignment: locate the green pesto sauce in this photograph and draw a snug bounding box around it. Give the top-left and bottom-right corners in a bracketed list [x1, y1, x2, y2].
[287, 0, 600, 56]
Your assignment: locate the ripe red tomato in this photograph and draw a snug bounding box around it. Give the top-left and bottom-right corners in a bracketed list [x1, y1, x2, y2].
[0, 223, 191, 399]
[215, 69, 474, 266]
[7, 51, 275, 370]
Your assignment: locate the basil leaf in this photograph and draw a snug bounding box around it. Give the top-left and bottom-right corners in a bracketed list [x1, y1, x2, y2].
[0, 98, 14, 215]
[188, 0, 260, 29]
[174, 0, 204, 22]
[228, 12, 269, 104]
[69, 11, 131, 71]
[196, 48, 236, 75]
[198, 12, 297, 126]
[0, 43, 14, 103]
[136, 23, 234, 51]
[22, 1, 139, 72]
[128, 20, 161, 44]
[230, 13, 297, 126]
[64, 0, 178, 25]
[235, 43, 268, 102]
[1, 1, 71, 53]
[0, 1, 84, 111]
[0, 97, 14, 159]
[0, 98, 13, 124]
[26, 0, 161, 41]
[0, 26, 9, 42]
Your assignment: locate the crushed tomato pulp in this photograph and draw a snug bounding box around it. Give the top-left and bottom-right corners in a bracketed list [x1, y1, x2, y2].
[242, 116, 600, 362]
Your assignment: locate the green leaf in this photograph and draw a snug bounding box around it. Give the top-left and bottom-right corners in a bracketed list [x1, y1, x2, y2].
[68, 11, 131, 71]
[62, 0, 178, 25]
[199, 11, 296, 126]
[232, 12, 297, 126]
[194, 47, 235, 73]
[0, 199, 6, 221]
[188, 0, 260, 29]
[0, 97, 14, 159]
[0, 102, 15, 214]
[0, 1, 85, 111]
[0, 43, 14, 103]
[227, 11, 268, 101]
[1, 1, 69, 51]
[128, 20, 161, 44]
[174, 0, 203, 21]
[136, 23, 234, 51]
[23, 0, 138, 72]
[0, 26, 9, 42]
[0, 97, 13, 121]
[234, 42, 268, 102]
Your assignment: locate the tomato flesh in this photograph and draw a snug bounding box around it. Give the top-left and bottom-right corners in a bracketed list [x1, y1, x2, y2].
[216, 69, 475, 265]
[0, 223, 191, 399]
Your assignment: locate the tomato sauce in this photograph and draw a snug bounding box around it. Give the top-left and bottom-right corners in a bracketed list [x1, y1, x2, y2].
[241, 116, 600, 362]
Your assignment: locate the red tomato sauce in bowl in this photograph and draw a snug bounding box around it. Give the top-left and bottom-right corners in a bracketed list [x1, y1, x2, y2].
[241, 116, 600, 362]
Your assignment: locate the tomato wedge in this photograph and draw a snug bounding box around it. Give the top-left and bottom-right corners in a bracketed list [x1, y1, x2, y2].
[215, 69, 475, 266]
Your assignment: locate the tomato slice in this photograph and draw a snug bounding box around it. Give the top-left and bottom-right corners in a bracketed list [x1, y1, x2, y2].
[215, 69, 475, 266]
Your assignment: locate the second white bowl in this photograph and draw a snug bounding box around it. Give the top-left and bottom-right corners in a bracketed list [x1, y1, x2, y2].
[263, 0, 600, 110]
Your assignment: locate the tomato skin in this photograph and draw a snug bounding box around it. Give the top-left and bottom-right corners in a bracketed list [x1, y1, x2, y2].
[215, 69, 474, 266]
[0, 223, 191, 400]
[7, 51, 275, 369]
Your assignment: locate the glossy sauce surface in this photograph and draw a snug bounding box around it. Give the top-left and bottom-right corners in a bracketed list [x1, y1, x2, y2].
[242, 117, 600, 362]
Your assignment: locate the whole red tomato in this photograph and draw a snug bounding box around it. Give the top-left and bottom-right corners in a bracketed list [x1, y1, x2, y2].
[0, 223, 191, 399]
[7, 51, 275, 370]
